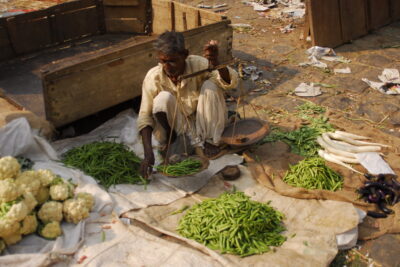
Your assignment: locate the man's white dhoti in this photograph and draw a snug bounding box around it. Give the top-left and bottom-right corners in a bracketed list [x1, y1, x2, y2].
[152, 80, 227, 147]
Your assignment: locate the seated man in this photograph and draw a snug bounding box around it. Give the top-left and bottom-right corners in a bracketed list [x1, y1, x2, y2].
[138, 31, 238, 177]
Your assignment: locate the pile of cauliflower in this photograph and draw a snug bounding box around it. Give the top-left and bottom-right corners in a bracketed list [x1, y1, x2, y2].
[0, 156, 95, 253]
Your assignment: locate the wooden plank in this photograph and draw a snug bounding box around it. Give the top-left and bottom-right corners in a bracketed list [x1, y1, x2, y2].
[56, 6, 99, 41]
[367, 0, 391, 30]
[96, 0, 106, 33]
[151, 0, 173, 33]
[105, 18, 144, 32]
[51, 0, 97, 13]
[308, 0, 343, 48]
[390, 0, 400, 21]
[340, 0, 368, 42]
[183, 20, 232, 63]
[41, 20, 232, 127]
[0, 25, 14, 61]
[6, 16, 52, 54]
[104, 0, 140, 6]
[104, 6, 145, 19]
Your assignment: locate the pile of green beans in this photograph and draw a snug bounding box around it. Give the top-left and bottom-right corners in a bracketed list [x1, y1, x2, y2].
[177, 191, 286, 257]
[283, 157, 343, 191]
[157, 158, 202, 176]
[62, 141, 147, 189]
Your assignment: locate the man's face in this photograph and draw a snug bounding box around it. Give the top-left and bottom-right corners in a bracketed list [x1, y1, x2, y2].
[158, 52, 186, 78]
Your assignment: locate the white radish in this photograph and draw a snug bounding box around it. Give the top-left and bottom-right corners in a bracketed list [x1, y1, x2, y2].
[318, 150, 363, 175]
[334, 130, 371, 140]
[317, 136, 358, 158]
[329, 132, 390, 148]
[322, 133, 381, 153]
[325, 152, 359, 164]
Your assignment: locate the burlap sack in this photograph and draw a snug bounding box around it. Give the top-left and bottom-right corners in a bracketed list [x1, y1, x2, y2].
[243, 141, 400, 240]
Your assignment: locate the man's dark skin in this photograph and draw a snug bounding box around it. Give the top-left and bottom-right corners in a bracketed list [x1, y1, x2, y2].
[140, 40, 231, 178]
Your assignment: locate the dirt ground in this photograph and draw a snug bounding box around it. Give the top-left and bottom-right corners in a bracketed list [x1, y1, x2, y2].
[1, 0, 400, 266]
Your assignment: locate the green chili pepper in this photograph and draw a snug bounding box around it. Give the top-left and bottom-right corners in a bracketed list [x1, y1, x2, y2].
[177, 191, 286, 257]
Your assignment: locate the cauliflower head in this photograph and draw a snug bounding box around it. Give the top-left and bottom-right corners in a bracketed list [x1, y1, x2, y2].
[0, 178, 21, 203]
[15, 171, 41, 196]
[21, 214, 38, 235]
[4, 201, 29, 222]
[63, 199, 89, 224]
[3, 232, 22, 246]
[36, 187, 50, 205]
[38, 201, 63, 223]
[50, 184, 71, 201]
[0, 156, 20, 180]
[76, 192, 95, 211]
[22, 192, 38, 213]
[39, 221, 62, 240]
[36, 169, 56, 187]
[0, 218, 20, 238]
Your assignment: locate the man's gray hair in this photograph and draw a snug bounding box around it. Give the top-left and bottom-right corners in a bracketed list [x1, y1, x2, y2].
[154, 31, 186, 54]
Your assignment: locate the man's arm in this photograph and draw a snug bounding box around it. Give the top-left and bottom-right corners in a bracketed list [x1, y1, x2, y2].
[203, 40, 231, 84]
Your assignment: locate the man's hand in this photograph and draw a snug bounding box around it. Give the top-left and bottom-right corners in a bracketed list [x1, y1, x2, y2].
[204, 40, 231, 84]
[140, 150, 154, 178]
[203, 40, 220, 68]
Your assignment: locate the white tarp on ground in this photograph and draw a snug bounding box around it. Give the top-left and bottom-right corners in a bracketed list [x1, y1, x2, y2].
[0, 112, 362, 266]
[121, 166, 362, 267]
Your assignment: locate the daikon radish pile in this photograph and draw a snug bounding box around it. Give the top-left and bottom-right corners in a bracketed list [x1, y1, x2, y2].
[317, 130, 389, 174]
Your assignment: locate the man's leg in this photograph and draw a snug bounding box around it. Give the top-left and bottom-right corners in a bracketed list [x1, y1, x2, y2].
[196, 80, 228, 157]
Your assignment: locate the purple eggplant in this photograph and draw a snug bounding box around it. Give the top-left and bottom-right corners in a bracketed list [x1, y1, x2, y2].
[367, 211, 388, 219]
[368, 194, 381, 203]
[364, 173, 375, 180]
[378, 201, 394, 214]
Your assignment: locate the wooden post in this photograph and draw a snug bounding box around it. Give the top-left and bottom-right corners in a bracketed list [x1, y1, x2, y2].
[170, 1, 175, 31]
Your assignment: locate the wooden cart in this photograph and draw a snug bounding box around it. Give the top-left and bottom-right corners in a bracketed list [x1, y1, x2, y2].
[0, 0, 233, 128]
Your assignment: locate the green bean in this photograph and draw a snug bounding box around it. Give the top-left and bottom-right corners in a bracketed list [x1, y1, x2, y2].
[177, 191, 286, 257]
[283, 157, 343, 191]
[62, 141, 146, 189]
[156, 158, 202, 176]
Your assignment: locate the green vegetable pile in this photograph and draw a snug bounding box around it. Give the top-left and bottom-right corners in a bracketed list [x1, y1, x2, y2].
[62, 141, 146, 189]
[283, 157, 343, 191]
[263, 102, 334, 157]
[157, 158, 202, 176]
[177, 191, 286, 257]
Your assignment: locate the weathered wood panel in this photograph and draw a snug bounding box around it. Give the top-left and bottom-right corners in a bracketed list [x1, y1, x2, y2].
[340, 0, 368, 42]
[367, 0, 391, 30]
[390, 0, 400, 21]
[307, 0, 343, 48]
[0, 22, 14, 61]
[104, 0, 148, 33]
[56, 6, 99, 41]
[105, 18, 144, 32]
[41, 20, 232, 127]
[152, 0, 222, 34]
[104, 0, 140, 6]
[152, 0, 174, 33]
[6, 16, 52, 54]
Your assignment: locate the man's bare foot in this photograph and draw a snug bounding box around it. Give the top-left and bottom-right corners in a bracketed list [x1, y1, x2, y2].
[204, 142, 221, 158]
